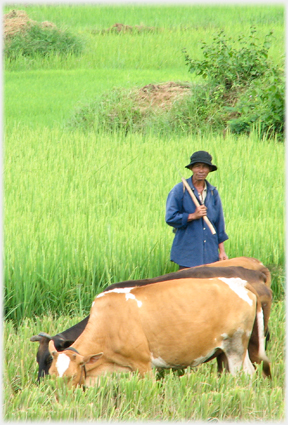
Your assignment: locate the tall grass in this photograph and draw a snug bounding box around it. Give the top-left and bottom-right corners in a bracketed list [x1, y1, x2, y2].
[4, 300, 285, 420]
[4, 126, 284, 322]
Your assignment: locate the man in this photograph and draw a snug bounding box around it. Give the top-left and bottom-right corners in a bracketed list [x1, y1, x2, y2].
[165, 150, 228, 268]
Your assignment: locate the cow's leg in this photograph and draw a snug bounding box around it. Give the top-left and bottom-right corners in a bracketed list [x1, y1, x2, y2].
[222, 329, 253, 376]
[242, 350, 256, 375]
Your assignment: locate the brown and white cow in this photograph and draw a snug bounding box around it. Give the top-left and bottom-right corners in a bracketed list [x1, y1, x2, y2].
[31, 258, 272, 381]
[48, 276, 271, 388]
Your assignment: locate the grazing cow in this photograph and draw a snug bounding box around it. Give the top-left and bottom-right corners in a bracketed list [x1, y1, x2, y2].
[48, 277, 271, 388]
[31, 259, 272, 380]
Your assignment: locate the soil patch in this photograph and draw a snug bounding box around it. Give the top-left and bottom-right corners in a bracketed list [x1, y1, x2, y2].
[133, 82, 192, 113]
[100, 23, 159, 34]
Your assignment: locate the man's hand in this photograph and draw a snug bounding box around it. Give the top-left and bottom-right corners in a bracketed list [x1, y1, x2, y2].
[218, 242, 228, 260]
[188, 205, 207, 221]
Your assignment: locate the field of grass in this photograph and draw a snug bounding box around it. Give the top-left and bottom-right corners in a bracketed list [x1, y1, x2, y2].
[4, 127, 285, 322]
[4, 3, 285, 422]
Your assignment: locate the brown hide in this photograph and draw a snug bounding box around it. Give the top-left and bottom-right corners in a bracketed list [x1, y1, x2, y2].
[49, 277, 270, 387]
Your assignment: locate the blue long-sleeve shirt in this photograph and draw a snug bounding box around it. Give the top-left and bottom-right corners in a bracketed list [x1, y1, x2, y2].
[165, 177, 228, 267]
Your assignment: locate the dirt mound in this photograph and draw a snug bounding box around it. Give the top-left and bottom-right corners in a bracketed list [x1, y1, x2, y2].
[4, 9, 56, 40]
[4, 9, 33, 39]
[134, 82, 192, 112]
[101, 22, 158, 34]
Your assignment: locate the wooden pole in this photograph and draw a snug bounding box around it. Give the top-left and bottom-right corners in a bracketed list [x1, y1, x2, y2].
[181, 177, 216, 235]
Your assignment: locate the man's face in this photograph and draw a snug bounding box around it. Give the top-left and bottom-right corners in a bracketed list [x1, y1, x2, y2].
[190, 163, 211, 181]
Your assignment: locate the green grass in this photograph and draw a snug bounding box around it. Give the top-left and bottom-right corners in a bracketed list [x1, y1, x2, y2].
[4, 127, 284, 322]
[4, 4, 284, 30]
[4, 4, 285, 421]
[4, 4, 284, 129]
[4, 4, 284, 72]
[4, 68, 191, 128]
[4, 300, 285, 421]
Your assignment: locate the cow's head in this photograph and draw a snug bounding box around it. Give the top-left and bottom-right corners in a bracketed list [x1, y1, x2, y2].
[48, 340, 103, 388]
[30, 333, 75, 381]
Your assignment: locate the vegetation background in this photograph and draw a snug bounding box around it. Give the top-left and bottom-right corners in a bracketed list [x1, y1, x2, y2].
[4, 3, 285, 421]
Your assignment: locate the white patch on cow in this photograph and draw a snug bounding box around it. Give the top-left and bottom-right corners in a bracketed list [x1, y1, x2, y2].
[96, 287, 142, 307]
[222, 328, 245, 375]
[92, 301, 95, 307]
[97, 287, 135, 299]
[191, 348, 217, 367]
[151, 355, 170, 368]
[243, 350, 255, 375]
[56, 353, 70, 377]
[218, 277, 253, 306]
[257, 309, 266, 358]
[125, 293, 142, 307]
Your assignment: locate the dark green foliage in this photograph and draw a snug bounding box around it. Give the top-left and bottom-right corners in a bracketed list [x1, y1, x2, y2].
[184, 27, 273, 89]
[183, 27, 284, 140]
[4, 24, 84, 59]
[227, 67, 285, 139]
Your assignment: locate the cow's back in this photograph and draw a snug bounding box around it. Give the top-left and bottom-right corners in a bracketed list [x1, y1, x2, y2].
[202, 257, 271, 288]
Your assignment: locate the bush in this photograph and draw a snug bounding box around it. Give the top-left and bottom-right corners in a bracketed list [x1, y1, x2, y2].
[227, 66, 285, 140]
[4, 23, 84, 59]
[183, 27, 284, 140]
[184, 27, 273, 90]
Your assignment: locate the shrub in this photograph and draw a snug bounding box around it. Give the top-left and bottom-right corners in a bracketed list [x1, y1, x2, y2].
[227, 66, 285, 140]
[183, 27, 273, 90]
[4, 23, 84, 59]
[183, 27, 284, 140]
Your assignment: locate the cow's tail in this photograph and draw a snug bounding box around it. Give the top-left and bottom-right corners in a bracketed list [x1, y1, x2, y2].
[246, 282, 271, 379]
[256, 307, 272, 378]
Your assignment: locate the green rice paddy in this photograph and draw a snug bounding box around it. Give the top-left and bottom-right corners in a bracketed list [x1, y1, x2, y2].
[4, 3, 285, 421]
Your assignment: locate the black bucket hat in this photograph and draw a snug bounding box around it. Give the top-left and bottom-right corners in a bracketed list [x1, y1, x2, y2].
[185, 150, 217, 172]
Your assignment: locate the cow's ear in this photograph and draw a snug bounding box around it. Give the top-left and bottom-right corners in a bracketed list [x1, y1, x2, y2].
[48, 340, 58, 357]
[82, 352, 103, 366]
